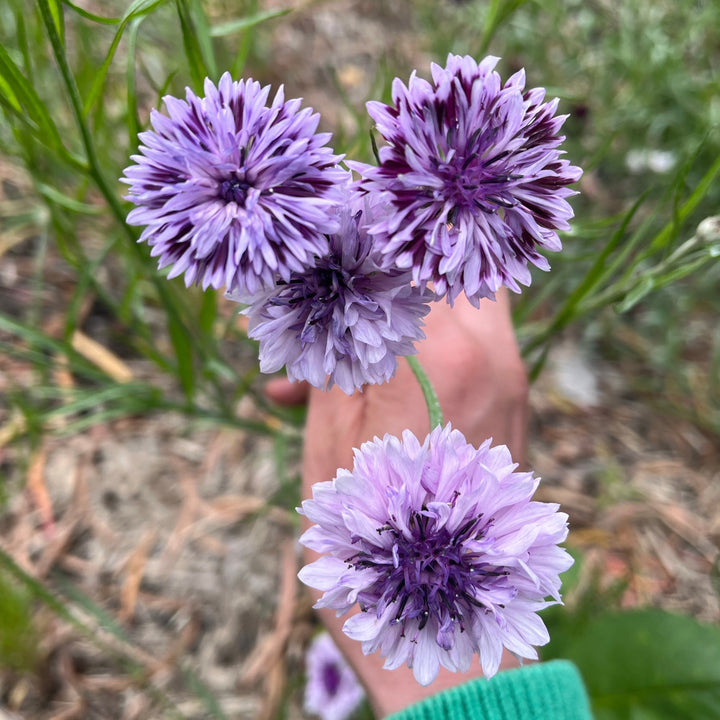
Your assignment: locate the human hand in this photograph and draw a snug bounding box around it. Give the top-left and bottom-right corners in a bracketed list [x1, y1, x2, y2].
[272, 290, 529, 717]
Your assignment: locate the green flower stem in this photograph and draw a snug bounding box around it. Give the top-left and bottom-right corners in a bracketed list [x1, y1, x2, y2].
[406, 355, 444, 429]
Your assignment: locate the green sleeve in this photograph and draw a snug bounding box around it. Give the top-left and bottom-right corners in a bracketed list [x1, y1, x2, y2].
[386, 660, 593, 720]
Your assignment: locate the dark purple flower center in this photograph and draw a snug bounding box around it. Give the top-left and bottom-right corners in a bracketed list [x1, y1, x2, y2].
[269, 253, 358, 345]
[321, 661, 342, 696]
[349, 509, 511, 635]
[219, 177, 250, 205]
[436, 133, 521, 222]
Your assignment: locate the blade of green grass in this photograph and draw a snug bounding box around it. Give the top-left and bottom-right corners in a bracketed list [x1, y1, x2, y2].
[577, 155, 720, 317]
[126, 16, 144, 149]
[186, 0, 217, 78]
[14, 8, 31, 78]
[52, 571, 129, 641]
[642, 149, 720, 258]
[37, 182, 104, 214]
[0, 313, 98, 375]
[168, 311, 195, 400]
[0, 548, 88, 636]
[209, 7, 291, 36]
[0, 43, 83, 168]
[198, 287, 217, 338]
[47, 0, 65, 46]
[523, 190, 650, 360]
[477, 0, 529, 55]
[82, 0, 169, 116]
[61, 0, 120, 24]
[175, 0, 213, 88]
[153, 69, 179, 109]
[182, 669, 229, 720]
[615, 228, 720, 312]
[0, 553, 192, 719]
[39, 383, 159, 421]
[36, 0, 204, 400]
[0, 568, 39, 673]
[56, 574, 226, 719]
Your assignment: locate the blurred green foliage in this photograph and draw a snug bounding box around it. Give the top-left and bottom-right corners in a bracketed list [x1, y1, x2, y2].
[549, 609, 720, 719]
[0, 567, 38, 674]
[543, 552, 720, 719]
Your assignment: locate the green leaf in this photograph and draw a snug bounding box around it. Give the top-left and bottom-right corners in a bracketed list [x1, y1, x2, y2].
[41, 384, 159, 422]
[199, 288, 217, 336]
[126, 16, 144, 147]
[186, 0, 217, 78]
[0, 312, 94, 375]
[0, 44, 65, 149]
[37, 183, 104, 214]
[52, 572, 129, 642]
[61, 0, 120, 24]
[209, 8, 291, 37]
[643, 149, 720, 258]
[47, 0, 65, 46]
[182, 668, 229, 720]
[175, 0, 216, 88]
[523, 191, 650, 360]
[167, 312, 195, 400]
[0, 568, 39, 672]
[616, 275, 655, 313]
[0, 552, 192, 719]
[477, 0, 529, 55]
[14, 7, 31, 73]
[545, 609, 720, 719]
[82, 0, 168, 116]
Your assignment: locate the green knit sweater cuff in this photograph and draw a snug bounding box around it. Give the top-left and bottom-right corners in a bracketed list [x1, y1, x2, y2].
[386, 660, 593, 720]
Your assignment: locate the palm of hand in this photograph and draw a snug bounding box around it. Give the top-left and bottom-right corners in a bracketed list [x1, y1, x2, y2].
[301, 291, 528, 718]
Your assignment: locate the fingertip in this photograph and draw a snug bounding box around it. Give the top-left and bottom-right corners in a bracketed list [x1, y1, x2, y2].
[264, 377, 311, 406]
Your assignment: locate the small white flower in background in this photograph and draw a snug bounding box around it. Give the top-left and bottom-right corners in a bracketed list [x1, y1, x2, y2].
[304, 633, 365, 720]
[625, 148, 676, 174]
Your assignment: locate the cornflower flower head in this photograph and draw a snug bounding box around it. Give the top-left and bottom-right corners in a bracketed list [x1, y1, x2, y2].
[355, 54, 582, 305]
[304, 633, 365, 720]
[235, 183, 432, 394]
[298, 424, 573, 686]
[122, 73, 346, 294]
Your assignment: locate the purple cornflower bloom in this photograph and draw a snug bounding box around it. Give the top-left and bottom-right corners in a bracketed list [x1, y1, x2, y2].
[235, 183, 432, 394]
[298, 424, 573, 686]
[304, 633, 365, 720]
[355, 54, 582, 305]
[122, 73, 346, 294]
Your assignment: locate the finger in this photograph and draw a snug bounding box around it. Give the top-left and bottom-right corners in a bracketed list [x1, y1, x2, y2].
[264, 377, 310, 406]
[302, 385, 366, 490]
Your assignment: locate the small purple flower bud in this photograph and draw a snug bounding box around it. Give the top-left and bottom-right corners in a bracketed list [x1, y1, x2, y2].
[304, 633, 365, 720]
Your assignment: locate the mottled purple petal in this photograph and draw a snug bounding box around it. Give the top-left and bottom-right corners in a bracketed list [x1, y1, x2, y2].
[233, 182, 433, 394]
[357, 55, 582, 306]
[122, 73, 346, 294]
